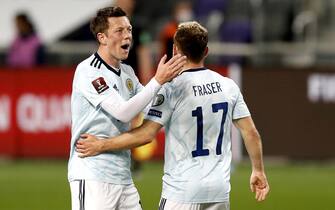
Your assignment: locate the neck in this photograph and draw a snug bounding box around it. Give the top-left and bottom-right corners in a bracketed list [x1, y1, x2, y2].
[97, 47, 120, 69]
[180, 60, 204, 72]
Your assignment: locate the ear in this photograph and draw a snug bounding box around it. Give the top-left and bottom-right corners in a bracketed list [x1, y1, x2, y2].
[97, 32, 107, 45]
[173, 44, 178, 56]
[204, 47, 209, 58]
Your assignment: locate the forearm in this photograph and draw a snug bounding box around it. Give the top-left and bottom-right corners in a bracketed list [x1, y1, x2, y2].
[101, 78, 161, 122]
[103, 128, 154, 151]
[242, 129, 264, 172]
[101, 120, 161, 151]
[234, 117, 265, 172]
[234, 118, 269, 201]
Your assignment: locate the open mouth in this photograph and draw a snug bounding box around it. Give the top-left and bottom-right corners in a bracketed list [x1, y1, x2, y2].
[121, 44, 130, 50]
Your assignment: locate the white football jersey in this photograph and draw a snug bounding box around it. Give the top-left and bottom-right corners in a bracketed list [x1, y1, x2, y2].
[68, 53, 143, 184]
[145, 67, 250, 203]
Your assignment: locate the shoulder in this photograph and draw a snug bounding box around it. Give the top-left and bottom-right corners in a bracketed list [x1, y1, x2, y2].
[78, 54, 99, 70]
[206, 69, 238, 87]
[216, 74, 241, 98]
[120, 63, 136, 76]
[74, 54, 98, 77]
[161, 76, 185, 98]
[225, 77, 239, 89]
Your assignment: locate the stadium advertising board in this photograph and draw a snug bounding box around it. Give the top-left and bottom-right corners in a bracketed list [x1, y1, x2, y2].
[0, 68, 73, 157]
[243, 68, 335, 159]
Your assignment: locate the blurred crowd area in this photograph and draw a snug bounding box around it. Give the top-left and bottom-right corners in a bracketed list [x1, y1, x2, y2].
[2, 0, 335, 69]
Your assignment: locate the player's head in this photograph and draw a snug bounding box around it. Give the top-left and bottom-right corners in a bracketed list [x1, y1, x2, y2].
[173, 21, 208, 63]
[90, 6, 132, 62]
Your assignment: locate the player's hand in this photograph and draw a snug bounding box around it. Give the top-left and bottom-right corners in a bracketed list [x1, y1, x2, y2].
[250, 170, 270, 202]
[76, 134, 105, 158]
[154, 54, 187, 84]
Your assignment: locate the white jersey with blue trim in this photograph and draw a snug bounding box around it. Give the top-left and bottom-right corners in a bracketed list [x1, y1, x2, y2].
[68, 53, 143, 184]
[145, 67, 250, 203]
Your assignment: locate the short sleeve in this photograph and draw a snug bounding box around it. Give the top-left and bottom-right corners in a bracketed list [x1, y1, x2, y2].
[144, 86, 173, 126]
[74, 66, 115, 108]
[232, 89, 251, 120]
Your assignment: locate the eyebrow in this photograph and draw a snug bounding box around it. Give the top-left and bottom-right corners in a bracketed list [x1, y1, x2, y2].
[113, 26, 132, 30]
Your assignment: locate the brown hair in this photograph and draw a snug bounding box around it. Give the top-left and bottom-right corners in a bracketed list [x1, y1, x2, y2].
[90, 6, 127, 40]
[174, 21, 208, 63]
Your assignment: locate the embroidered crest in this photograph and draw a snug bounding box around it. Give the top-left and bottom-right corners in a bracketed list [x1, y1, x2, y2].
[126, 78, 134, 93]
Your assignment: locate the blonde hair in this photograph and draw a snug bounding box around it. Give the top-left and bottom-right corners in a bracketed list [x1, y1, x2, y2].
[174, 21, 208, 63]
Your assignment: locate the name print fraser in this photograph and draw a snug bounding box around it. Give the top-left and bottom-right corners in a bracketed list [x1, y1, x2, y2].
[192, 82, 222, 96]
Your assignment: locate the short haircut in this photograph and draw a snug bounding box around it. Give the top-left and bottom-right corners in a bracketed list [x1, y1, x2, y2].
[174, 21, 208, 63]
[90, 6, 127, 40]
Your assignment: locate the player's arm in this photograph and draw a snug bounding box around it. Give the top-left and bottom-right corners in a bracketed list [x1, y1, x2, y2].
[100, 54, 186, 123]
[76, 120, 162, 157]
[233, 116, 270, 202]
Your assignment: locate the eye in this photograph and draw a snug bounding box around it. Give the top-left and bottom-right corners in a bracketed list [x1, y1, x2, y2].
[114, 28, 122, 33]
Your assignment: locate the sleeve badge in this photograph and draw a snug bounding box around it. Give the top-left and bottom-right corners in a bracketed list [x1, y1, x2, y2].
[92, 77, 109, 94]
[152, 94, 165, 107]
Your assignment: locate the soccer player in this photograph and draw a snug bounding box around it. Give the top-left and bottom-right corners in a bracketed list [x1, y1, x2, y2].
[68, 6, 186, 210]
[76, 21, 270, 210]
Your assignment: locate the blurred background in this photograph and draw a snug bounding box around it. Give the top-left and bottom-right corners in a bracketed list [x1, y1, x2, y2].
[0, 0, 334, 210]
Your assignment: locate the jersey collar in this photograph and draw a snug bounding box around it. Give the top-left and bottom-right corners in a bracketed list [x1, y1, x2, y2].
[180, 67, 207, 74]
[93, 53, 121, 76]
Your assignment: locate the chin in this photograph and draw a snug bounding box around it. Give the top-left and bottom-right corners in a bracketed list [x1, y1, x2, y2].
[120, 55, 129, 61]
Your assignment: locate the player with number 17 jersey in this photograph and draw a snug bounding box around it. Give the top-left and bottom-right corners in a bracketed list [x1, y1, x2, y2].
[145, 67, 250, 203]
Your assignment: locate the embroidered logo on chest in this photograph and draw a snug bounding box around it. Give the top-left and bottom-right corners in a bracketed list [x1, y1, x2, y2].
[113, 84, 119, 92]
[126, 78, 134, 94]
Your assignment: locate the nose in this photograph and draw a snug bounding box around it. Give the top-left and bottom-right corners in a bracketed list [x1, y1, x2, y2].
[124, 29, 132, 40]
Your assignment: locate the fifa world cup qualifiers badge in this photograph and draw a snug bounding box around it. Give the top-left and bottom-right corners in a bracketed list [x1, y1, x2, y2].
[92, 77, 109, 94]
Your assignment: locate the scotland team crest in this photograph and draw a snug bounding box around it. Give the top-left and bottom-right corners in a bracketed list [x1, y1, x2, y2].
[126, 78, 134, 94]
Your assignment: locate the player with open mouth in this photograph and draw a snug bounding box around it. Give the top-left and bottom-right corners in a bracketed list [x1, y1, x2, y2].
[68, 6, 186, 210]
